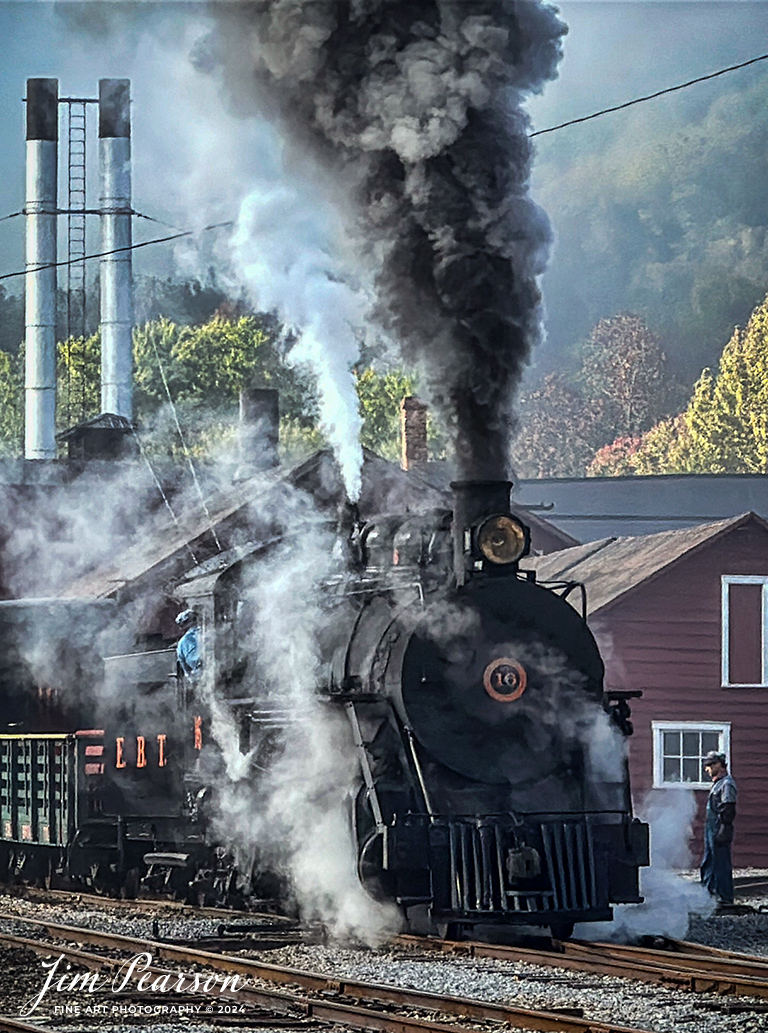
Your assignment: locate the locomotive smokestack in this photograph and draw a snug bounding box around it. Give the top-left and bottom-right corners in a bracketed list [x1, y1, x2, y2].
[400, 396, 428, 472]
[99, 78, 133, 420]
[24, 78, 59, 460]
[452, 481, 515, 587]
[234, 387, 279, 481]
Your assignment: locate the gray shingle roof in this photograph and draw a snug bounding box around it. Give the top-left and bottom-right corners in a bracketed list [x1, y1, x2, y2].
[512, 474, 768, 541]
[59, 448, 448, 600]
[521, 512, 768, 616]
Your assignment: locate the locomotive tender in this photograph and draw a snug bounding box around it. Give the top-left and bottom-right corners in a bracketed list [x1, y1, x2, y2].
[0, 476, 649, 937]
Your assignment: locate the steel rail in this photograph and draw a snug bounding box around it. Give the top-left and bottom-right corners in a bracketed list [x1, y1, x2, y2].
[0, 1018, 58, 1033]
[394, 934, 768, 998]
[566, 938, 768, 978]
[1, 885, 291, 923]
[0, 918, 650, 1033]
[666, 936, 768, 963]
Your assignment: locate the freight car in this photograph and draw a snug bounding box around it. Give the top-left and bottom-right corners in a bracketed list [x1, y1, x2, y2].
[0, 480, 649, 937]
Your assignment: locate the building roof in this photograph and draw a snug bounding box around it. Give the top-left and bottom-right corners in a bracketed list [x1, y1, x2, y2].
[521, 511, 768, 616]
[405, 460, 579, 553]
[59, 446, 576, 601]
[60, 448, 449, 600]
[57, 412, 135, 440]
[512, 474, 768, 542]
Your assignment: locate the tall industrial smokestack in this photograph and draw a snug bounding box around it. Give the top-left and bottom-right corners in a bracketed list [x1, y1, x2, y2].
[25, 78, 58, 460]
[99, 79, 133, 419]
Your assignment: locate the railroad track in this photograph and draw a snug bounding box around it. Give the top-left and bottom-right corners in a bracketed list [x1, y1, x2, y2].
[1, 906, 767, 1031]
[0, 1017, 59, 1033]
[735, 876, 768, 895]
[0, 912, 657, 1033]
[0, 883, 287, 922]
[396, 932, 768, 999]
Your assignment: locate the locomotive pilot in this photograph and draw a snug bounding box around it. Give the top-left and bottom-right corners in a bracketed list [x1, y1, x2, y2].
[700, 750, 737, 906]
[176, 609, 203, 678]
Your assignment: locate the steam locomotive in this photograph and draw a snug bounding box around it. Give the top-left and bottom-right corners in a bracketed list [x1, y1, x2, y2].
[0, 478, 648, 938]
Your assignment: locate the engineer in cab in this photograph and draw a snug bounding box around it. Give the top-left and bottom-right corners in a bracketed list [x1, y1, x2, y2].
[176, 609, 203, 679]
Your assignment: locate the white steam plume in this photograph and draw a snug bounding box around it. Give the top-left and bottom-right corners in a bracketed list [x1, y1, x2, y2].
[204, 486, 399, 943]
[231, 185, 366, 501]
[577, 788, 715, 942]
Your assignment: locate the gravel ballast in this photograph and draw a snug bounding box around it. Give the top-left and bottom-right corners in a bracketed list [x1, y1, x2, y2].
[0, 892, 766, 1032]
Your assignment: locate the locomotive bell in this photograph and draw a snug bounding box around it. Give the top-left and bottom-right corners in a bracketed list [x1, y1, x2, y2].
[451, 481, 530, 586]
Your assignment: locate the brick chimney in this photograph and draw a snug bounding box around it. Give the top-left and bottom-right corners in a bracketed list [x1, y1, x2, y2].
[400, 396, 428, 471]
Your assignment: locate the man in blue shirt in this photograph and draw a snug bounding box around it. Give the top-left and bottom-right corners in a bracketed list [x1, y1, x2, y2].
[176, 609, 203, 678]
[700, 751, 737, 906]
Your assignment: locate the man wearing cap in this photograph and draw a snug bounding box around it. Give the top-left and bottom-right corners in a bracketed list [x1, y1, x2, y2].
[700, 751, 737, 906]
[176, 609, 203, 678]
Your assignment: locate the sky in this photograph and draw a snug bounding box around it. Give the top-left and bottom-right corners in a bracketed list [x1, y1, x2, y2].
[2, 1, 768, 304]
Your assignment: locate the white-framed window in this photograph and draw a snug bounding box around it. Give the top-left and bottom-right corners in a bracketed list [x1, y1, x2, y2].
[721, 575, 768, 687]
[652, 721, 731, 789]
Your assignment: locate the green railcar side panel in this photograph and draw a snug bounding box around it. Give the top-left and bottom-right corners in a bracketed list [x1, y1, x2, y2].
[0, 735, 76, 846]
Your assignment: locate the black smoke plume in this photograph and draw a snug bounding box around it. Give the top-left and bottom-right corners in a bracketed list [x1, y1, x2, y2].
[207, 1, 565, 479]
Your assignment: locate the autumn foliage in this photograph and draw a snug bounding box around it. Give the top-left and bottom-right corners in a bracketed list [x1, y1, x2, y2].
[514, 314, 680, 477]
[590, 294, 768, 476]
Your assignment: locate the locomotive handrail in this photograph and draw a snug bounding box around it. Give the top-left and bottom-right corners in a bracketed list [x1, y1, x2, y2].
[535, 578, 588, 619]
[103, 647, 176, 659]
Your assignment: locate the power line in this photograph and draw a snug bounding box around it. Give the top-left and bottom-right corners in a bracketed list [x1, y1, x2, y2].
[1, 49, 764, 259]
[133, 210, 187, 232]
[530, 51, 768, 138]
[148, 334, 223, 555]
[0, 220, 233, 283]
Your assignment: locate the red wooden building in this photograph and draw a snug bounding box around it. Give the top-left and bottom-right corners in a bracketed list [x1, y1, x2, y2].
[524, 512, 768, 867]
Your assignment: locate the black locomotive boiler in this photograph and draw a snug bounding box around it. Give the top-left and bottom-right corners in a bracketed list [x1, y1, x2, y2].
[304, 480, 649, 937]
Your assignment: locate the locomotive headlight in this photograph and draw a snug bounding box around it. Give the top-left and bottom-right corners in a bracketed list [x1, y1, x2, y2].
[477, 515, 527, 565]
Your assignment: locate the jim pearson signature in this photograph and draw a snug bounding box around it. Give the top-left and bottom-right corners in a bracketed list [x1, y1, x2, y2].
[23, 951, 242, 1015]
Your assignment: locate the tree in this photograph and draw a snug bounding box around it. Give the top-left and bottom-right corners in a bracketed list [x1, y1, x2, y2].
[0, 350, 22, 456]
[133, 317, 184, 415]
[588, 415, 693, 477]
[534, 67, 768, 379]
[0, 286, 24, 356]
[587, 436, 644, 477]
[57, 334, 101, 430]
[630, 414, 693, 475]
[677, 311, 768, 473]
[135, 315, 318, 426]
[134, 275, 227, 327]
[578, 313, 681, 444]
[356, 367, 415, 462]
[514, 314, 680, 478]
[615, 292, 768, 474]
[513, 372, 597, 477]
[131, 315, 320, 459]
[0, 312, 429, 467]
